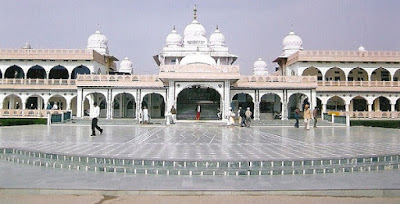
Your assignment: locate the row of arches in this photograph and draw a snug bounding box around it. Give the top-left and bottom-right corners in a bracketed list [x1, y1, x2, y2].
[321, 95, 400, 112]
[302, 67, 400, 81]
[1, 65, 90, 79]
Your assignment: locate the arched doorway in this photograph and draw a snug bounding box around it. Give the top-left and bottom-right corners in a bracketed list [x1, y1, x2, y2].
[71, 65, 90, 79]
[113, 93, 136, 118]
[351, 96, 367, 111]
[83, 93, 107, 118]
[142, 93, 165, 119]
[371, 68, 391, 81]
[325, 67, 345, 81]
[27, 65, 46, 79]
[348, 67, 368, 81]
[26, 95, 45, 110]
[260, 93, 281, 120]
[326, 96, 345, 111]
[49, 65, 69, 79]
[288, 93, 309, 118]
[71, 96, 77, 116]
[393, 69, 400, 81]
[177, 86, 221, 120]
[2, 94, 22, 109]
[232, 93, 254, 118]
[302, 67, 322, 81]
[373, 96, 390, 111]
[48, 95, 67, 110]
[5, 65, 24, 79]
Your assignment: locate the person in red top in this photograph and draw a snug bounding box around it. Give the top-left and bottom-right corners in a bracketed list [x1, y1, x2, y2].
[195, 104, 201, 120]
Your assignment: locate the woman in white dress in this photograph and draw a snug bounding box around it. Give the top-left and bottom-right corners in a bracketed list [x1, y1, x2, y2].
[227, 107, 235, 126]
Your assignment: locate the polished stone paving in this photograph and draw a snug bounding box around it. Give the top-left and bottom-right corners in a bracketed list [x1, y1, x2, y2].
[0, 123, 399, 161]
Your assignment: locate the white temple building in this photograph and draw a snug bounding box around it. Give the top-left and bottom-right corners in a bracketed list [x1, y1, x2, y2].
[0, 6, 399, 124]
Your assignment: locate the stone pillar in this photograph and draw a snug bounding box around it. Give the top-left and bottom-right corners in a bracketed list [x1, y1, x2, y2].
[368, 103, 373, 118]
[10, 97, 14, 109]
[254, 90, 260, 120]
[76, 88, 83, 118]
[345, 103, 350, 126]
[282, 102, 288, 120]
[106, 90, 111, 119]
[391, 103, 396, 119]
[322, 103, 327, 120]
[223, 80, 231, 120]
[136, 89, 141, 120]
[119, 94, 123, 118]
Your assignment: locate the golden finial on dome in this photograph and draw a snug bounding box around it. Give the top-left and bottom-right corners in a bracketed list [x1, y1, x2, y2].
[193, 5, 197, 20]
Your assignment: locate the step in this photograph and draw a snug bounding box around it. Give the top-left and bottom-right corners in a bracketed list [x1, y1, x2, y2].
[1, 148, 399, 176]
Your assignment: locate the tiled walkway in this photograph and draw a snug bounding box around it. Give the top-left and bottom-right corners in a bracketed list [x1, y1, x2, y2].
[0, 123, 399, 161]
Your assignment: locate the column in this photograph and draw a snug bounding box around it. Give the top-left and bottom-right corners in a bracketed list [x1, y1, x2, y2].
[10, 97, 14, 109]
[136, 89, 141, 120]
[321, 103, 327, 120]
[106, 90, 111, 119]
[281, 90, 288, 120]
[76, 88, 83, 118]
[225, 80, 231, 121]
[254, 90, 260, 120]
[119, 94, 123, 118]
[391, 103, 396, 119]
[368, 103, 373, 118]
[345, 103, 350, 126]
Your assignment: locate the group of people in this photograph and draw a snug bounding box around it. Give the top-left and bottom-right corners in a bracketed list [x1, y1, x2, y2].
[294, 104, 318, 130]
[138, 106, 150, 124]
[46, 102, 59, 110]
[227, 107, 253, 127]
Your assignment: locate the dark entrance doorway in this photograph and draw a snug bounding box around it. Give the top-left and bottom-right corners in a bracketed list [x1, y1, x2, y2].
[177, 85, 221, 120]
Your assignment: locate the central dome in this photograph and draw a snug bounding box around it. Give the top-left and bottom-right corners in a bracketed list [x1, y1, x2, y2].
[183, 5, 207, 46]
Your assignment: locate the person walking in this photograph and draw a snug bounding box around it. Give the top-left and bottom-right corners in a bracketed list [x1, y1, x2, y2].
[90, 102, 103, 136]
[303, 104, 311, 130]
[313, 106, 318, 128]
[237, 107, 242, 125]
[227, 107, 235, 126]
[15, 102, 20, 109]
[170, 105, 177, 124]
[294, 107, 300, 128]
[195, 104, 201, 120]
[240, 107, 246, 127]
[245, 107, 252, 127]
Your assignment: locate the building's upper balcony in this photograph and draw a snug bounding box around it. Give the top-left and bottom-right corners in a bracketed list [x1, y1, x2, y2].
[75, 74, 164, 88]
[317, 80, 400, 92]
[234, 75, 318, 89]
[0, 78, 76, 90]
[287, 50, 400, 66]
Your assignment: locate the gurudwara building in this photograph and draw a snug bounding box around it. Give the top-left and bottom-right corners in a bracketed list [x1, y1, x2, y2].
[1, 7, 400, 124]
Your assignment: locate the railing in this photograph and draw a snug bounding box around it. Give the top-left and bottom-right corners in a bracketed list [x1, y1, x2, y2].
[0, 78, 76, 86]
[0, 109, 71, 118]
[287, 50, 400, 66]
[76, 74, 161, 82]
[326, 111, 400, 119]
[239, 75, 317, 83]
[318, 80, 400, 87]
[0, 49, 92, 56]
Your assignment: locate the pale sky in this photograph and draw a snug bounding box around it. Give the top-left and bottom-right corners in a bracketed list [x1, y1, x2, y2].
[0, 0, 399, 75]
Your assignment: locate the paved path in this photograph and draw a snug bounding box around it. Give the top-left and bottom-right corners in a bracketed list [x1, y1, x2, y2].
[0, 124, 399, 161]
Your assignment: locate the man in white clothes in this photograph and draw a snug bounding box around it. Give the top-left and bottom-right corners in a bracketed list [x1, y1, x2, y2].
[90, 102, 103, 136]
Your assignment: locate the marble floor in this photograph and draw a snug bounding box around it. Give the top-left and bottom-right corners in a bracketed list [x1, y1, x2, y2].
[0, 123, 399, 161]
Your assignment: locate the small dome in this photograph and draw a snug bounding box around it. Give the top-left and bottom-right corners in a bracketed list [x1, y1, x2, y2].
[166, 27, 182, 47]
[253, 58, 268, 75]
[282, 31, 303, 56]
[22, 42, 32, 49]
[119, 57, 133, 74]
[253, 58, 267, 68]
[358, 45, 366, 52]
[209, 26, 225, 47]
[87, 30, 109, 55]
[180, 54, 216, 65]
